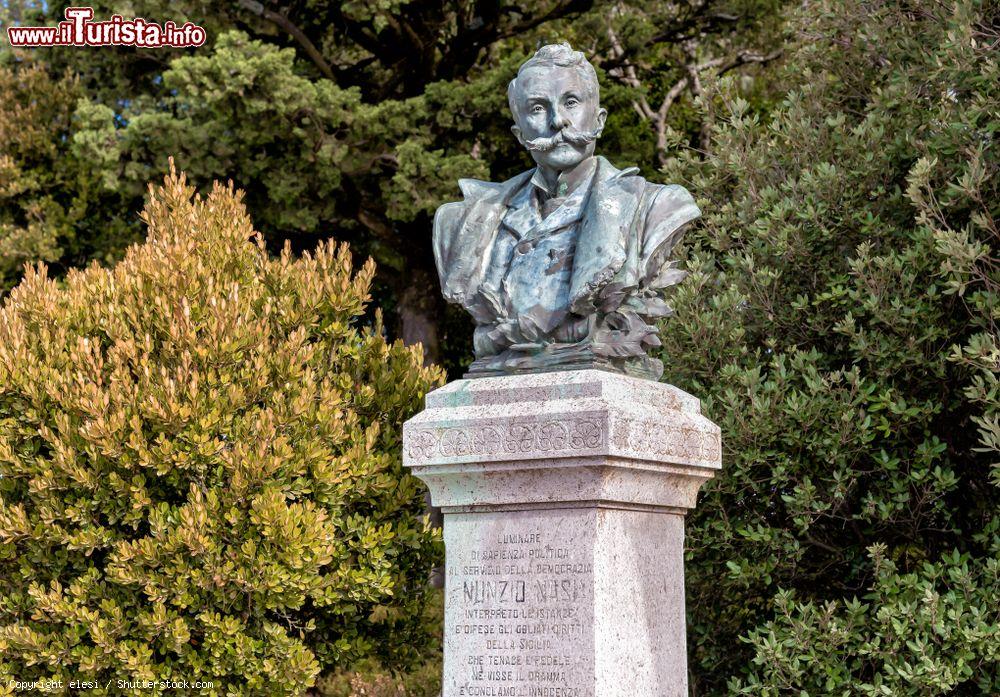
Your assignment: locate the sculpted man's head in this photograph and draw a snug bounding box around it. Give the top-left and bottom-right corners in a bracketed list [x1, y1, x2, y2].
[507, 43, 608, 173]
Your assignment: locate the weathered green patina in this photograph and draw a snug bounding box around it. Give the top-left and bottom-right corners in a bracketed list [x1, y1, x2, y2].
[433, 43, 699, 379]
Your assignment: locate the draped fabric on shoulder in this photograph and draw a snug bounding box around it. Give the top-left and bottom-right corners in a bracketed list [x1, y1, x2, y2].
[432, 171, 531, 314]
[640, 184, 701, 289]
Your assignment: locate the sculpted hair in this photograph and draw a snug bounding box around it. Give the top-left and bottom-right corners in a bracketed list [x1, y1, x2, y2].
[507, 43, 600, 119]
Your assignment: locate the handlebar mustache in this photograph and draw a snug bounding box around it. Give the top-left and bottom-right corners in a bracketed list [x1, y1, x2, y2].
[522, 125, 604, 152]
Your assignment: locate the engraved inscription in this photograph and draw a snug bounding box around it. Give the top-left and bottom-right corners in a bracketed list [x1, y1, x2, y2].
[446, 523, 593, 697]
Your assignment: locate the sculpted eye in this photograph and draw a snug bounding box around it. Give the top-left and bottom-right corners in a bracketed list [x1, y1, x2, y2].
[531, 104, 545, 114]
[565, 97, 580, 108]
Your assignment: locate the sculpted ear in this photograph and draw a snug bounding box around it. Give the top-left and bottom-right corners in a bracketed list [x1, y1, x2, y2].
[596, 107, 608, 130]
[511, 124, 524, 145]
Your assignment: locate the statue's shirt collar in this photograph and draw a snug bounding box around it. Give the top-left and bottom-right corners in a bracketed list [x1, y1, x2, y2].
[504, 158, 597, 241]
[528, 156, 598, 199]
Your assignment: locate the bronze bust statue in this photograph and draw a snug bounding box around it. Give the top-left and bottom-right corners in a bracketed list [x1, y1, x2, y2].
[433, 43, 700, 380]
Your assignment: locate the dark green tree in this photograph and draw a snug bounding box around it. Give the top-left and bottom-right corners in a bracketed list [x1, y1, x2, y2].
[1, 0, 786, 374]
[0, 59, 140, 293]
[658, 0, 1000, 692]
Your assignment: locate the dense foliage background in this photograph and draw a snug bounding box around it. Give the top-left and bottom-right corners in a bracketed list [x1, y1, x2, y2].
[2, 0, 998, 694]
[659, 1, 999, 693]
[0, 0, 783, 375]
[0, 167, 443, 694]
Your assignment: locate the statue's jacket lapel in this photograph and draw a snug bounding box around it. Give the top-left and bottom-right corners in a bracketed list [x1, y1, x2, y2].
[568, 156, 644, 315]
[433, 170, 531, 322]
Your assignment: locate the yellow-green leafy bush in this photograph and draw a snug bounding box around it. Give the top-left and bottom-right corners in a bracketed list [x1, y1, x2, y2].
[0, 167, 444, 694]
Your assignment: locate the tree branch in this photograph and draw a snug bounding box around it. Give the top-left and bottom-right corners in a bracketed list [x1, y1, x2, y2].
[357, 206, 395, 242]
[238, 0, 334, 80]
[494, 0, 596, 42]
[715, 49, 784, 77]
[601, 3, 783, 166]
[605, 17, 655, 121]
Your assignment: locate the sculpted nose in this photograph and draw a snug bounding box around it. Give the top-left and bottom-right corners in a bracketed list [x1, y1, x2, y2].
[551, 109, 569, 131]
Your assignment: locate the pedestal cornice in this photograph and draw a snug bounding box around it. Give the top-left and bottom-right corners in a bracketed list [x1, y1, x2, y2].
[404, 370, 722, 513]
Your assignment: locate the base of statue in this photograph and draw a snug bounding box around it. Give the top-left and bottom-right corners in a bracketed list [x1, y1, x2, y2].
[403, 370, 721, 697]
[465, 344, 663, 381]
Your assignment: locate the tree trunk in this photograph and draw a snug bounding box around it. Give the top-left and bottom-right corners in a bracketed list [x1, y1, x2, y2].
[396, 263, 444, 367]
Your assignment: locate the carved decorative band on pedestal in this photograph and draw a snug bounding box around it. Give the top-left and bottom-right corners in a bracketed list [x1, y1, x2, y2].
[611, 417, 722, 464]
[406, 416, 721, 467]
[405, 417, 604, 461]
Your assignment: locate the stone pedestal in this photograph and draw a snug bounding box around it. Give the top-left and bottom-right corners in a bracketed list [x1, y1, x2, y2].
[403, 370, 721, 697]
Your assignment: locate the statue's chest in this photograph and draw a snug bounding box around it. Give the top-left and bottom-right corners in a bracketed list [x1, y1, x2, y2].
[502, 219, 578, 331]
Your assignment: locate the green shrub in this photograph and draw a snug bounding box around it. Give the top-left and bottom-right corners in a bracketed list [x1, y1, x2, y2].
[0, 165, 444, 694]
[659, 0, 1000, 692]
[315, 589, 443, 697]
